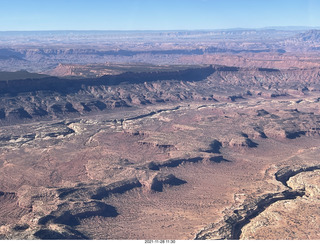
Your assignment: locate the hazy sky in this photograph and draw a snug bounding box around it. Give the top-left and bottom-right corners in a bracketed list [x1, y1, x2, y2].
[1, 0, 320, 31]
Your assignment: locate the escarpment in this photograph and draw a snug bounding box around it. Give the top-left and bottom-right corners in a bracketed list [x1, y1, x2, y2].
[1, 60, 320, 240]
[0, 66, 215, 94]
[195, 164, 320, 240]
[1, 65, 320, 126]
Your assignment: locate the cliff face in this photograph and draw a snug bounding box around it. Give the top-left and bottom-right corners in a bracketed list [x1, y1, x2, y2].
[0, 72, 320, 239]
[0, 65, 320, 125]
[0, 66, 215, 94]
[195, 165, 320, 240]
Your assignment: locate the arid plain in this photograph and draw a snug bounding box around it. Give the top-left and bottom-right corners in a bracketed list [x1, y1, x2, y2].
[0, 29, 320, 240]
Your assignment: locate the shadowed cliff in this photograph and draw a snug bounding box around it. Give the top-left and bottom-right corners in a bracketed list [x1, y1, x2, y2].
[0, 66, 215, 94]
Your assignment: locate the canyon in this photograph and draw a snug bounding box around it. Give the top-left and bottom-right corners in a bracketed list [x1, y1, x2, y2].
[0, 29, 320, 240]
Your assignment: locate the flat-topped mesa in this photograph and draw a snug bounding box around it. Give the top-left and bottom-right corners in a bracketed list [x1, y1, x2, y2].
[2, 65, 320, 96]
[1, 65, 320, 126]
[0, 66, 215, 94]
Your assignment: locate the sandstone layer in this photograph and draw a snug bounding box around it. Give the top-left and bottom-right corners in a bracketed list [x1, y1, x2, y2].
[0, 90, 320, 239]
[1, 28, 320, 240]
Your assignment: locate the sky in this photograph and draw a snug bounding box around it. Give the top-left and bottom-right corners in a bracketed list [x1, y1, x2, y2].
[0, 0, 320, 31]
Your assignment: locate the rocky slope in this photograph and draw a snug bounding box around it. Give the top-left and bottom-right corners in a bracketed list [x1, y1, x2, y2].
[1, 29, 320, 240]
[1, 92, 320, 239]
[240, 169, 320, 239]
[1, 64, 320, 126]
[195, 165, 320, 240]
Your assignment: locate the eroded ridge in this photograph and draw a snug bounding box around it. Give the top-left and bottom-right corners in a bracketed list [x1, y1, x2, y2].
[195, 164, 320, 240]
[0, 171, 189, 240]
[1, 94, 320, 240]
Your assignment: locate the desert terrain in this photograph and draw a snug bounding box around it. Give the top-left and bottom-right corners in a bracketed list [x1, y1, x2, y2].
[0, 29, 320, 240]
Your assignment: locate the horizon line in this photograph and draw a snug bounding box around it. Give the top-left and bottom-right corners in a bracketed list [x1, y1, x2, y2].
[0, 26, 320, 32]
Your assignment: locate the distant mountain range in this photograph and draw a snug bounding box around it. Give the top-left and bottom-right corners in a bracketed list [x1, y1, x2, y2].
[293, 29, 320, 42]
[1, 29, 320, 73]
